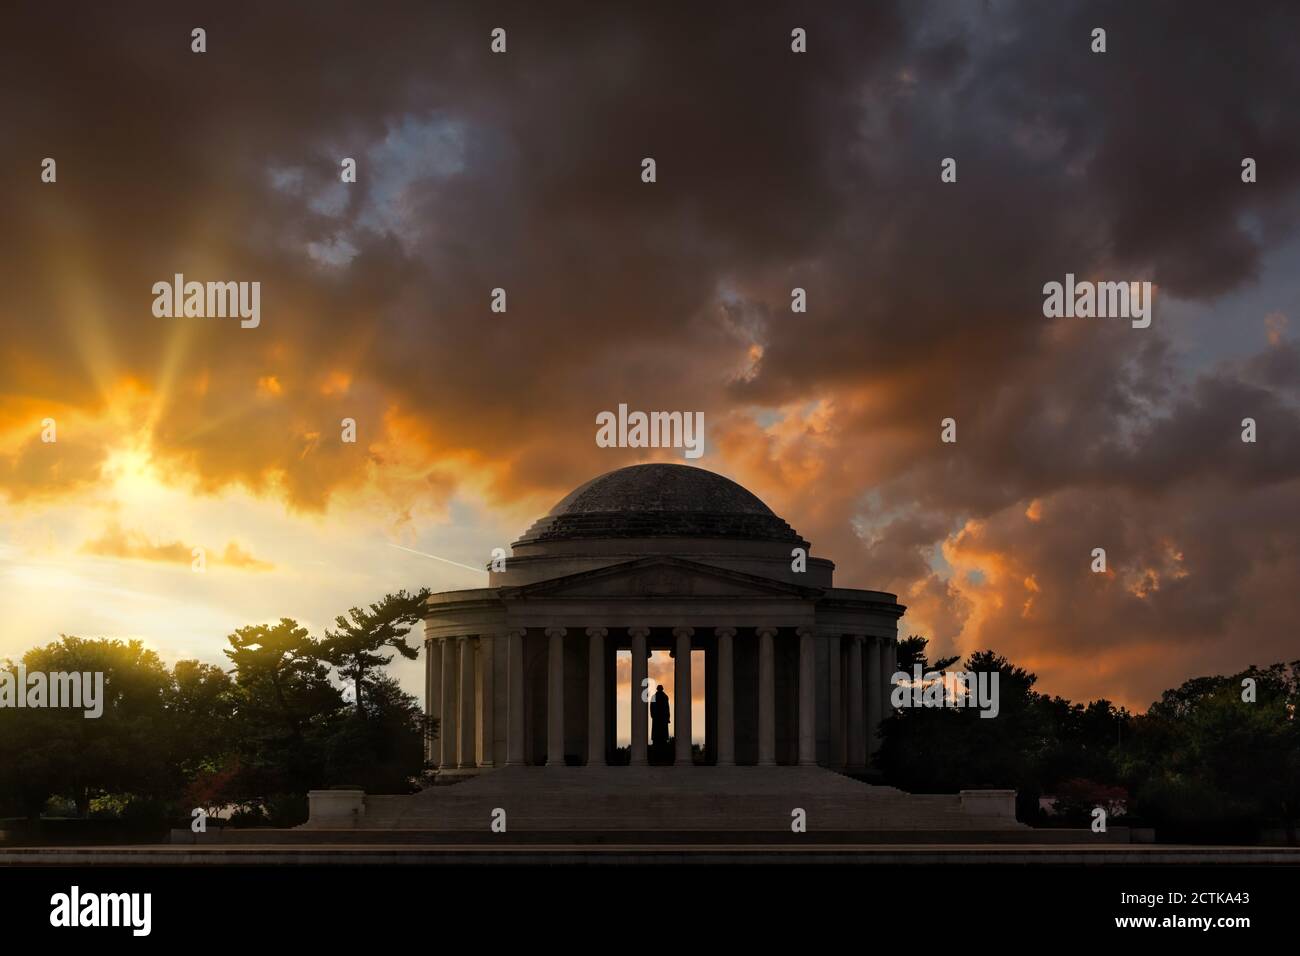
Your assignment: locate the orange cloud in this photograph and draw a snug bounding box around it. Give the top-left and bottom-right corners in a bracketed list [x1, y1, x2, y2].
[80, 522, 274, 571]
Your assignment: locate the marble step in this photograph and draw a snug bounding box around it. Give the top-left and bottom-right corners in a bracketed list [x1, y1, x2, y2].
[321, 766, 1029, 832]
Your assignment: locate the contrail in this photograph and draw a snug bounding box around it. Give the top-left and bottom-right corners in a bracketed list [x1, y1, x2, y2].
[387, 543, 488, 574]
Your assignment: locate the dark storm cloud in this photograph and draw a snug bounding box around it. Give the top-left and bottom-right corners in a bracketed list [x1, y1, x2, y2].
[1, 1, 1298, 704]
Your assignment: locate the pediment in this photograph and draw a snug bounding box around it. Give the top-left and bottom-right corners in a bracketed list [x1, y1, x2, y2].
[503, 556, 820, 601]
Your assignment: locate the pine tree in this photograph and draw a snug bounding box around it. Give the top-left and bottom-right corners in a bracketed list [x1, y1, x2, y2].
[322, 589, 431, 718]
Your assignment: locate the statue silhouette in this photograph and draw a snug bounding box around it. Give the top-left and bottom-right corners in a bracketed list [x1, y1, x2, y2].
[650, 684, 670, 756]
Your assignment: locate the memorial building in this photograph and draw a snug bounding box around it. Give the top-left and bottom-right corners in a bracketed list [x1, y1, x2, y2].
[422, 462, 902, 773]
[302, 463, 1025, 834]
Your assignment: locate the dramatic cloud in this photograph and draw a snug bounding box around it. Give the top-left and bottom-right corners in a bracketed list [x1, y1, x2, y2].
[81, 521, 273, 571]
[1, 1, 1298, 708]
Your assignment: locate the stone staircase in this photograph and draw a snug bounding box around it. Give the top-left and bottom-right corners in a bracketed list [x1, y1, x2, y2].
[347, 766, 1028, 833]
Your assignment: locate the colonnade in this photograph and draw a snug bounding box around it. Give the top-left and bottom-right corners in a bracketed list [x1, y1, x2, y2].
[425, 627, 896, 770]
[424, 635, 495, 769]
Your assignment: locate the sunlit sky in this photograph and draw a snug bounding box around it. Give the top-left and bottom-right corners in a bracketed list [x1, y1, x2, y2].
[3, 2, 1300, 716]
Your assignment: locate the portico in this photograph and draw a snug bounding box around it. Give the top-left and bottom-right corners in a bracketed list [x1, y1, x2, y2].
[424, 612, 899, 771]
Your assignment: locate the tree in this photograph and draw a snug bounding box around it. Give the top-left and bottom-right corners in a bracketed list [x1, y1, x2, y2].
[322, 589, 430, 718]
[896, 634, 959, 672]
[222, 619, 344, 810]
[1121, 662, 1300, 843]
[878, 646, 1069, 820]
[0, 637, 172, 818]
[161, 660, 237, 799]
[321, 673, 431, 794]
[224, 619, 340, 741]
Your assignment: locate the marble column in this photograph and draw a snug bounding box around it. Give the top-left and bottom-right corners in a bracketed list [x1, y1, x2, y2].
[629, 626, 650, 766]
[847, 635, 866, 770]
[546, 626, 566, 766]
[827, 633, 843, 768]
[505, 629, 525, 766]
[586, 627, 607, 766]
[440, 637, 457, 769]
[427, 638, 441, 764]
[757, 626, 777, 766]
[866, 635, 882, 757]
[715, 627, 736, 766]
[458, 636, 476, 769]
[673, 626, 694, 765]
[478, 635, 494, 767]
[880, 638, 895, 722]
[798, 626, 817, 766]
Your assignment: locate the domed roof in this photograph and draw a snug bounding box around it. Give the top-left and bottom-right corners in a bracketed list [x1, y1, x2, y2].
[514, 464, 804, 545]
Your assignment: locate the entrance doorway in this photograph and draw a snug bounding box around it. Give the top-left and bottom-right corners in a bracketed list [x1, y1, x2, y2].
[614, 645, 705, 763]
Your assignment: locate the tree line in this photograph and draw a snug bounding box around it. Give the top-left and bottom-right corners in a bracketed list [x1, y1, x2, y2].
[0, 589, 431, 828]
[881, 638, 1300, 843]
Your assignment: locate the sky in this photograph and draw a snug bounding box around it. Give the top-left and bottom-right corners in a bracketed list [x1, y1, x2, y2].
[1, 1, 1298, 715]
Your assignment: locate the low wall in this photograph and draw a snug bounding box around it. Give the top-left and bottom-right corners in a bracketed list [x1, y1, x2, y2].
[299, 789, 366, 829]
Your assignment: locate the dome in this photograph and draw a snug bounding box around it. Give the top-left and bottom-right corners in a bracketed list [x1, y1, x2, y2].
[513, 464, 804, 545]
